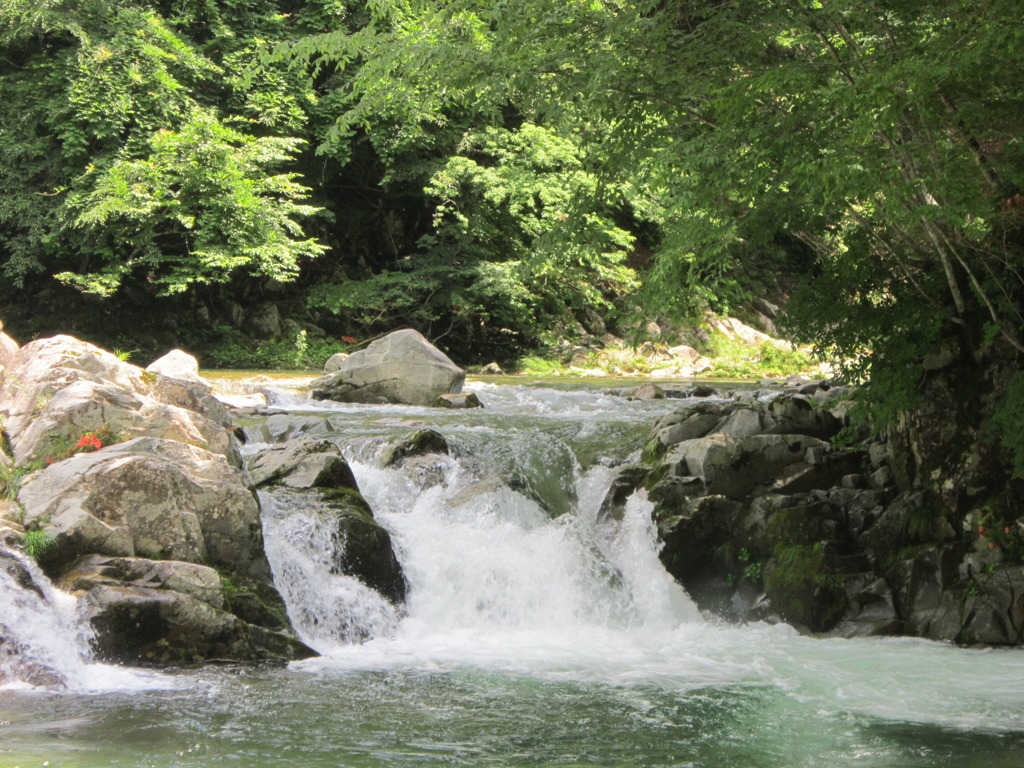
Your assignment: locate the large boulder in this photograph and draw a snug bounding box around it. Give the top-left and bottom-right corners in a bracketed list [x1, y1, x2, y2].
[146, 349, 205, 385]
[246, 437, 357, 490]
[56, 554, 313, 664]
[310, 329, 464, 406]
[0, 336, 234, 467]
[18, 437, 270, 580]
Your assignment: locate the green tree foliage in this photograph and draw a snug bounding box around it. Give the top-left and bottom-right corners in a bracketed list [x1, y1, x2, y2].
[308, 121, 637, 350]
[2, 0, 1023, 472]
[313, 0, 1024, 407]
[0, 0, 326, 295]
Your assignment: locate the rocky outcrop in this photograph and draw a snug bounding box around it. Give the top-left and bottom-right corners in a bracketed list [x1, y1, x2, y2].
[310, 329, 465, 406]
[0, 336, 234, 468]
[612, 384, 1024, 645]
[56, 555, 313, 664]
[0, 334, 308, 671]
[18, 437, 269, 580]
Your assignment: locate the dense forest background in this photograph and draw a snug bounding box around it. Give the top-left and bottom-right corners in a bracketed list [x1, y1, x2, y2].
[2, 0, 1024, 465]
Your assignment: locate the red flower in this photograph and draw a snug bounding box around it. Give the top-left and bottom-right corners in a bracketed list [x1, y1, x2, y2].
[341, 336, 357, 344]
[76, 433, 103, 451]
[978, 525, 985, 532]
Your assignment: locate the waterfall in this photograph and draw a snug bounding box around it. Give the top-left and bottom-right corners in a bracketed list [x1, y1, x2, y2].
[0, 546, 178, 692]
[0, 546, 94, 688]
[259, 488, 402, 651]
[254, 382, 703, 667]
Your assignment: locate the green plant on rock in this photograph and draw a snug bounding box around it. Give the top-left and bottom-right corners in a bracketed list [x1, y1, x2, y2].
[22, 528, 55, 562]
[738, 548, 764, 583]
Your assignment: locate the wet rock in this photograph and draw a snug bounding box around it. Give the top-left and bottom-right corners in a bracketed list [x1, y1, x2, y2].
[436, 392, 483, 409]
[829, 574, 901, 637]
[282, 487, 406, 605]
[763, 542, 848, 632]
[254, 414, 339, 444]
[656, 495, 744, 583]
[246, 438, 356, 490]
[76, 583, 311, 665]
[381, 429, 449, 467]
[310, 329, 464, 406]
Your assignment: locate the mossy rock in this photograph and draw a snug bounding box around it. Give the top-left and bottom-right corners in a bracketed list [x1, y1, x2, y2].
[764, 542, 848, 632]
[765, 503, 828, 548]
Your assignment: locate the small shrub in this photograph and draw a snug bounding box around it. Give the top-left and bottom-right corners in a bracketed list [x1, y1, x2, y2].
[23, 529, 55, 562]
[516, 355, 566, 375]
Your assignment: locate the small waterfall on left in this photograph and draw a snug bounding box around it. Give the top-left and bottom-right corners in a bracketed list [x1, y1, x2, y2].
[0, 544, 95, 688]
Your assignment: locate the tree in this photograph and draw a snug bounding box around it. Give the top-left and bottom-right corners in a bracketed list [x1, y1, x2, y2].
[0, 1, 327, 297]
[310, 0, 1024, 406]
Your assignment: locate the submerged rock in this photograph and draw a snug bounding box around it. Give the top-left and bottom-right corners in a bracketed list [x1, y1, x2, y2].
[435, 392, 483, 409]
[310, 329, 464, 406]
[381, 429, 449, 467]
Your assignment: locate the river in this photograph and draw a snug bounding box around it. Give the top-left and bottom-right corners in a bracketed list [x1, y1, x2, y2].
[2, 379, 1024, 767]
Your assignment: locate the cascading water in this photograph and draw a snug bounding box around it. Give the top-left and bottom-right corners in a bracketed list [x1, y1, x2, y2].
[4, 378, 1024, 768]
[259, 487, 402, 648]
[0, 545, 176, 694]
[0, 545, 94, 688]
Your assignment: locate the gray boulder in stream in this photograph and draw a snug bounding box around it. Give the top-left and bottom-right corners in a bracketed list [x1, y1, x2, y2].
[18, 437, 269, 580]
[56, 555, 314, 665]
[309, 329, 464, 406]
[246, 437, 357, 490]
[265, 487, 408, 605]
[247, 439, 407, 605]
